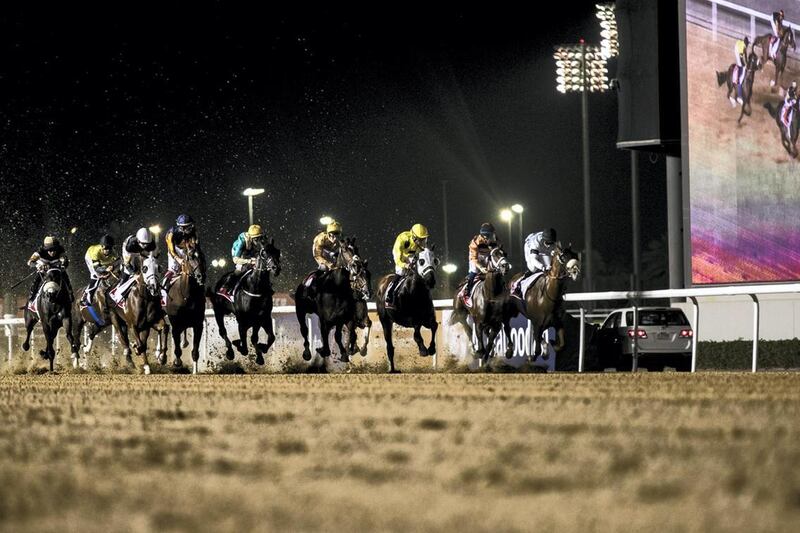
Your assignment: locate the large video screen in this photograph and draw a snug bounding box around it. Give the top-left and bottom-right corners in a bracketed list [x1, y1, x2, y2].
[686, 0, 800, 283]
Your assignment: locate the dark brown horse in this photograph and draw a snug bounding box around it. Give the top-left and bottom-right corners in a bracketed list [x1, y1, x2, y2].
[344, 243, 372, 358]
[754, 27, 796, 88]
[450, 247, 516, 364]
[508, 244, 580, 361]
[716, 51, 760, 123]
[764, 99, 800, 158]
[165, 244, 206, 373]
[21, 266, 75, 372]
[110, 254, 169, 374]
[375, 248, 439, 373]
[295, 238, 361, 364]
[210, 240, 281, 365]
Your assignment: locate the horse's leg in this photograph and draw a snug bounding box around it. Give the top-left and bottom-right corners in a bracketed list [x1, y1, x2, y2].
[111, 314, 133, 366]
[334, 324, 349, 363]
[257, 317, 276, 364]
[472, 323, 485, 360]
[190, 321, 203, 374]
[213, 304, 235, 360]
[360, 317, 371, 357]
[316, 321, 331, 358]
[503, 318, 515, 359]
[236, 320, 249, 356]
[413, 325, 428, 356]
[138, 328, 152, 374]
[171, 323, 184, 368]
[22, 310, 36, 352]
[63, 313, 75, 369]
[70, 313, 83, 365]
[426, 313, 438, 356]
[379, 315, 398, 373]
[297, 304, 312, 361]
[484, 326, 500, 364]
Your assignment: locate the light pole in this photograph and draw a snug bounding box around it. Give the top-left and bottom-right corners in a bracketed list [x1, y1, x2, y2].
[441, 180, 450, 264]
[243, 188, 265, 226]
[500, 209, 513, 256]
[442, 262, 457, 295]
[554, 39, 609, 293]
[511, 204, 524, 249]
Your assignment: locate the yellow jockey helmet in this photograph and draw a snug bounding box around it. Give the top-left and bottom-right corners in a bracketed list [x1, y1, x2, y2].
[326, 221, 342, 234]
[247, 224, 263, 238]
[411, 223, 429, 239]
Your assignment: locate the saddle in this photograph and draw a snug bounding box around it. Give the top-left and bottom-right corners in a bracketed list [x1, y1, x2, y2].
[384, 274, 409, 308]
[108, 277, 138, 308]
[457, 275, 485, 308]
[216, 270, 253, 303]
[510, 272, 544, 300]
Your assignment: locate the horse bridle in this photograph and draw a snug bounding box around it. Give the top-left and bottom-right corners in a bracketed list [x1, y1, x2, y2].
[255, 246, 278, 273]
[487, 247, 510, 274]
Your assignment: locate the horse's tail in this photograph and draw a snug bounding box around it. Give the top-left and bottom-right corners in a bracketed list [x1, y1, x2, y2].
[716, 70, 727, 87]
[764, 101, 779, 119]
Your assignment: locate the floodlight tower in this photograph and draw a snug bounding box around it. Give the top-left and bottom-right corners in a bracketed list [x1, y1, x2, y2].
[554, 38, 609, 293]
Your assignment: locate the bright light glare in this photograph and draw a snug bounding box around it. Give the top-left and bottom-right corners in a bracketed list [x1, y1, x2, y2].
[442, 263, 458, 274]
[319, 216, 333, 225]
[211, 259, 219, 268]
[149, 225, 161, 235]
[511, 204, 524, 214]
[500, 209, 513, 222]
[70, 227, 78, 234]
[217, 258, 226, 267]
[243, 188, 265, 197]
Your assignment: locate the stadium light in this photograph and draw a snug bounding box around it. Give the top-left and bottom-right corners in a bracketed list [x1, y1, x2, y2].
[148, 224, 161, 235]
[212, 258, 226, 268]
[319, 215, 334, 226]
[70, 227, 78, 235]
[596, 3, 619, 59]
[511, 204, 524, 247]
[442, 263, 457, 274]
[243, 188, 265, 226]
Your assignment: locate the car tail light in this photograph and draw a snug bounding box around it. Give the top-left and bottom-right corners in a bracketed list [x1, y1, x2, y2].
[680, 329, 693, 338]
[627, 329, 647, 339]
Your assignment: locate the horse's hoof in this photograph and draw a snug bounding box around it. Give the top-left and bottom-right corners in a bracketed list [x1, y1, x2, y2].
[340, 353, 350, 364]
[505, 348, 515, 359]
[349, 345, 358, 356]
[22, 342, 29, 352]
[360, 347, 368, 357]
[173, 358, 183, 368]
[255, 354, 265, 366]
[225, 348, 234, 361]
[418, 347, 429, 357]
[729, 97, 736, 107]
[389, 368, 401, 374]
[143, 364, 151, 375]
[427, 345, 436, 356]
[302, 348, 312, 362]
[72, 356, 79, 369]
[237, 345, 248, 356]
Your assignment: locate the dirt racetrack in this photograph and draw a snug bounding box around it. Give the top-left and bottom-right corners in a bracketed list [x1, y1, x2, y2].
[1, 372, 799, 532]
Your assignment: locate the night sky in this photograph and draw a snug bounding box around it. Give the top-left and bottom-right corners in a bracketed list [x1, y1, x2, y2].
[0, 3, 667, 295]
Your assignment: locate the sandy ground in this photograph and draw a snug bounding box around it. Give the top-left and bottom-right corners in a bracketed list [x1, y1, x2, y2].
[0, 372, 798, 532]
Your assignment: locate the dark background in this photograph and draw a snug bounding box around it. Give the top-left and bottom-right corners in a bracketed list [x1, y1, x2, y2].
[0, 3, 668, 297]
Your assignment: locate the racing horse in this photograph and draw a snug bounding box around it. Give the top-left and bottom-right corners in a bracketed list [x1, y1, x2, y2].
[450, 247, 516, 364]
[764, 98, 800, 158]
[21, 266, 75, 372]
[295, 238, 361, 363]
[716, 51, 761, 123]
[508, 243, 580, 361]
[375, 248, 439, 373]
[165, 241, 206, 373]
[754, 26, 796, 88]
[70, 266, 118, 368]
[210, 240, 281, 365]
[346, 250, 373, 358]
[110, 254, 169, 374]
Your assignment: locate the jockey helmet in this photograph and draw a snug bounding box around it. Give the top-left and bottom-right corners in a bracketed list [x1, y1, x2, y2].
[743, 36, 749, 47]
[136, 228, 154, 244]
[176, 214, 195, 227]
[411, 223, 429, 239]
[247, 224, 263, 238]
[542, 227, 557, 245]
[326, 221, 342, 234]
[100, 234, 115, 249]
[43, 236, 59, 250]
[480, 223, 496, 237]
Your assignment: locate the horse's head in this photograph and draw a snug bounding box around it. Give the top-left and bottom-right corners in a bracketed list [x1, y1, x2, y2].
[42, 267, 63, 297]
[258, 238, 281, 276]
[785, 27, 796, 50]
[747, 51, 761, 71]
[487, 246, 511, 276]
[413, 248, 439, 288]
[552, 243, 581, 281]
[141, 255, 161, 297]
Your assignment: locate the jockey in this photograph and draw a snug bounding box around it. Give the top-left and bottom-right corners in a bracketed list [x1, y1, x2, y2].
[81, 234, 118, 306]
[513, 228, 557, 299]
[463, 223, 499, 307]
[217, 224, 264, 299]
[120, 228, 156, 284]
[771, 10, 785, 59]
[163, 214, 206, 287]
[386, 223, 429, 306]
[314, 221, 343, 271]
[782, 82, 798, 136]
[733, 36, 749, 104]
[27, 236, 73, 303]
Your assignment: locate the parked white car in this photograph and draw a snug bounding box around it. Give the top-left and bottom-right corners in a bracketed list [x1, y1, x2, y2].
[591, 307, 693, 371]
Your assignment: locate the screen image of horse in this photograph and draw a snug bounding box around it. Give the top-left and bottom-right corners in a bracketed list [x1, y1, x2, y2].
[685, 0, 800, 283]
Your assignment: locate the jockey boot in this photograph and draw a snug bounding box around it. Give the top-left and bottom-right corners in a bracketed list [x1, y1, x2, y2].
[463, 272, 476, 307]
[218, 273, 237, 300]
[385, 277, 399, 308]
[64, 275, 75, 303]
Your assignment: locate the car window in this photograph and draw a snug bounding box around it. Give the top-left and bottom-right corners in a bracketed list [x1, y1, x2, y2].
[625, 310, 689, 326]
[602, 313, 619, 329]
